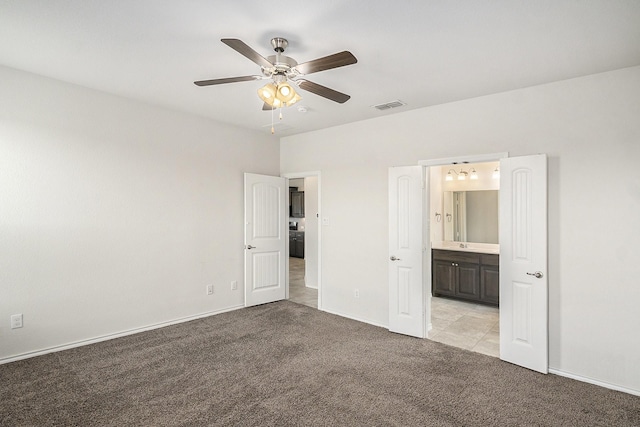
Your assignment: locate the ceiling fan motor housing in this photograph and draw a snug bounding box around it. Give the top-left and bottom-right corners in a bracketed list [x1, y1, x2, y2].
[262, 38, 298, 78]
[264, 55, 298, 77]
[271, 37, 288, 52]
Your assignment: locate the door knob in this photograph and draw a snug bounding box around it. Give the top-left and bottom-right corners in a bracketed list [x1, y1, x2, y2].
[390, 256, 401, 261]
[526, 271, 543, 279]
[246, 245, 256, 250]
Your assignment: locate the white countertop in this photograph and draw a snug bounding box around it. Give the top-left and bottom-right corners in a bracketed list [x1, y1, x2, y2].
[431, 241, 499, 254]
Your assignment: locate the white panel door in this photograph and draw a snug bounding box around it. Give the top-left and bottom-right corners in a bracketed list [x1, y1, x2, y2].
[389, 166, 425, 338]
[499, 154, 548, 373]
[244, 173, 287, 307]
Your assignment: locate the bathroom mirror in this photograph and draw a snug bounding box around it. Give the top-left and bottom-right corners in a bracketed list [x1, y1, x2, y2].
[443, 190, 498, 244]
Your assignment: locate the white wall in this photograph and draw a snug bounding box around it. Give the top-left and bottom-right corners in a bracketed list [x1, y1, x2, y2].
[0, 66, 279, 360]
[281, 66, 640, 393]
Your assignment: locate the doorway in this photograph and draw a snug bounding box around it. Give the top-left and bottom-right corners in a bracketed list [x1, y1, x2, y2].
[428, 161, 501, 358]
[394, 153, 549, 373]
[283, 172, 321, 309]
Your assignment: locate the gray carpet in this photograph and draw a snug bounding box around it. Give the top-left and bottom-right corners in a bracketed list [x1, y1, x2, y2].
[1, 301, 638, 426]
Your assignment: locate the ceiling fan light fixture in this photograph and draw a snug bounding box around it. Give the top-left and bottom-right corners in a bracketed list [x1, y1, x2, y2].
[258, 83, 277, 104]
[259, 81, 301, 107]
[276, 82, 297, 103]
[287, 92, 302, 107]
[279, 85, 291, 97]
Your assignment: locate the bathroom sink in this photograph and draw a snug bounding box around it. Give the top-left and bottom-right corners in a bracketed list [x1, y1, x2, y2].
[431, 241, 500, 254]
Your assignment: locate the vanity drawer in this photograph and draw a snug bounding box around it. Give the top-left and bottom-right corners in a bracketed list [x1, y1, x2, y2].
[432, 249, 480, 265]
[480, 254, 499, 266]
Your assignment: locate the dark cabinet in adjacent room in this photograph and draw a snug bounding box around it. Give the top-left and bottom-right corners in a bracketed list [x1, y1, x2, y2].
[289, 231, 305, 258]
[290, 191, 305, 218]
[432, 249, 499, 306]
[480, 254, 500, 305]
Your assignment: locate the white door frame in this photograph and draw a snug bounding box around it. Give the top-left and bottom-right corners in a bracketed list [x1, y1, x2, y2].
[281, 171, 322, 309]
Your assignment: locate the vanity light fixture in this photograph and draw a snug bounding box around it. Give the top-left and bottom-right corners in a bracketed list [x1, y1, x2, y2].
[470, 168, 478, 180]
[446, 168, 469, 181]
[492, 167, 500, 180]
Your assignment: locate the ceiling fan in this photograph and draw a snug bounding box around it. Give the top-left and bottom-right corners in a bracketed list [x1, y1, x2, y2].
[194, 37, 357, 110]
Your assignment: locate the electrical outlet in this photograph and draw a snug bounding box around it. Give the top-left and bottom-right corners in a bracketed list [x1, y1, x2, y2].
[354, 289, 360, 298]
[11, 314, 23, 329]
[206, 284, 214, 295]
[231, 280, 238, 290]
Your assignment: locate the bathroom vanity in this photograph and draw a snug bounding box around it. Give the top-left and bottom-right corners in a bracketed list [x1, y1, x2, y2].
[431, 244, 499, 306]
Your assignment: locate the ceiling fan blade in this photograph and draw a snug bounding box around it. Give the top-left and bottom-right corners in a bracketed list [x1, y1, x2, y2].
[262, 102, 276, 111]
[293, 51, 357, 75]
[221, 38, 273, 68]
[194, 75, 261, 86]
[297, 80, 351, 103]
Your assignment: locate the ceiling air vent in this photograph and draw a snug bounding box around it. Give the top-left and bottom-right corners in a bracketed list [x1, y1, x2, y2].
[372, 100, 406, 111]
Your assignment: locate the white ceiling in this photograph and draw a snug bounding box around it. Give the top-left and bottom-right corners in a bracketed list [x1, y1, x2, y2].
[2, 1, 640, 136]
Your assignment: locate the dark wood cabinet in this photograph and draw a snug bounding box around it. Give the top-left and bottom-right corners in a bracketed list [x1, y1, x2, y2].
[289, 231, 305, 258]
[290, 191, 304, 218]
[480, 254, 500, 305]
[432, 249, 499, 306]
[433, 260, 456, 296]
[457, 263, 481, 300]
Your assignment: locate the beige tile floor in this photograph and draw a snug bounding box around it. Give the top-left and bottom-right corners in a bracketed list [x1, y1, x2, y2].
[288, 257, 318, 309]
[429, 296, 500, 358]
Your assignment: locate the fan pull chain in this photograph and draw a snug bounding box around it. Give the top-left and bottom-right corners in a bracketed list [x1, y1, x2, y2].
[271, 104, 275, 134]
[279, 108, 283, 121]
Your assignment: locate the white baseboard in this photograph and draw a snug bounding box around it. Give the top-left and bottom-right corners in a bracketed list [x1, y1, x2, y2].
[320, 307, 388, 329]
[0, 304, 244, 365]
[549, 368, 640, 397]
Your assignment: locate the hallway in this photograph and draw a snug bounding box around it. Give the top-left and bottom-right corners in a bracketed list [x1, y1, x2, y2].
[288, 257, 317, 308]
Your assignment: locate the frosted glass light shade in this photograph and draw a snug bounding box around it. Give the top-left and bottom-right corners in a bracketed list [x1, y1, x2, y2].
[259, 82, 301, 107]
[258, 83, 278, 105]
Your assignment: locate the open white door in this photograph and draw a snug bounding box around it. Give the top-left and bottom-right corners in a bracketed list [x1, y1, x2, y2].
[389, 166, 425, 338]
[499, 154, 548, 373]
[244, 173, 287, 307]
